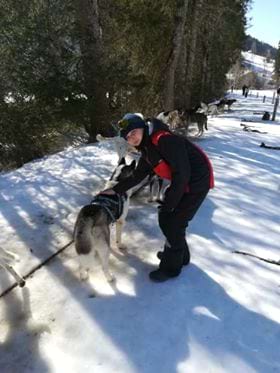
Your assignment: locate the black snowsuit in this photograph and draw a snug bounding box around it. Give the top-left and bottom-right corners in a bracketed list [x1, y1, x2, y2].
[113, 119, 214, 275]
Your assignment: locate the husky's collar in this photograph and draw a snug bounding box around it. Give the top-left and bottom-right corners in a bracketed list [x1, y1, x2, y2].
[90, 194, 126, 222]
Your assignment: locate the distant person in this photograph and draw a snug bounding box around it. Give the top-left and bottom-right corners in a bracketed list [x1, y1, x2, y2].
[244, 86, 249, 98]
[277, 87, 280, 96]
[242, 85, 247, 96]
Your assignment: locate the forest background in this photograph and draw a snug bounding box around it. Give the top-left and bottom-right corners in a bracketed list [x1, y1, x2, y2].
[0, 0, 279, 169]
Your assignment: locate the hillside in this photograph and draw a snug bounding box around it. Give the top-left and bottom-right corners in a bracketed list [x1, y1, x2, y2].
[244, 34, 277, 59]
[241, 50, 274, 81]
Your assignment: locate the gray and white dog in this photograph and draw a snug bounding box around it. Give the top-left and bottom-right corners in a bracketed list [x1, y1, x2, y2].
[96, 131, 165, 202]
[74, 158, 136, 282]
[157, 109, 208, 137]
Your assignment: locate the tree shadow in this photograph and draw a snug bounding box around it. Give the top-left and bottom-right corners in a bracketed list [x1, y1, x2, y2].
[0, 286, 50, 372]
[0, 147, 118, 293]
[80, 255, 280, 373]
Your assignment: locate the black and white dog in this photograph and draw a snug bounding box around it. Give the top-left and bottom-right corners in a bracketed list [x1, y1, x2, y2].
[74, 159, 136, 282]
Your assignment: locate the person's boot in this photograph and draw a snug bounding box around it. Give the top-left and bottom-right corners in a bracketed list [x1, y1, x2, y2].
[150, 249, 183, 282]
[157, 242, 190, 265]
[156, 251, 190, 265]
[149, 268, 180, 282]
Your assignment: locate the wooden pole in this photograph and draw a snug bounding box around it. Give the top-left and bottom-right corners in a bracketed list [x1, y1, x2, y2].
[272, 95, 279, 121]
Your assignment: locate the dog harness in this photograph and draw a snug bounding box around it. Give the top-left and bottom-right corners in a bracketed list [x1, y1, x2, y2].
[90, 194, 126, 222]
[151, 130, 214, 189]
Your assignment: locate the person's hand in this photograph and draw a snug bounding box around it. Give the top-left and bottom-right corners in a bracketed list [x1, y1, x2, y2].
[99, 189, 116, 195]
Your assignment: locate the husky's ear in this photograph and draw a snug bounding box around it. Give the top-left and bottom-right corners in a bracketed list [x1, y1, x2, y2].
[130, 160, 137, 169]
[119, 157, 126, 165]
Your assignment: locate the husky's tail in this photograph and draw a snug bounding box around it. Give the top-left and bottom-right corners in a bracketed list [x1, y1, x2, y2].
[74, 205, 96, 255]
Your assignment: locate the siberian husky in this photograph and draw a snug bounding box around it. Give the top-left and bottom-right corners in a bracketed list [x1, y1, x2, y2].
[0, 246, 25, 287]
[96, 132, 164, 202]
[74, 158, 136, 282]
[156, 110, 183, 130]
[96, 134, 138, 162]
[96, 113, 144, 161]
[157, 109, 207, 137]
[184, 111, 208, 137]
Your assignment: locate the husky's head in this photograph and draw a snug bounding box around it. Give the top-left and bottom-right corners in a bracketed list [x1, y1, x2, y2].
[109, 158, 137, 183]
[156, 111, 170, 125]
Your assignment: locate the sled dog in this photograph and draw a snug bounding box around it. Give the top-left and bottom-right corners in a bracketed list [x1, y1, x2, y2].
[96, 134, 138, 162]
[0, 246, 25, 287]
[156, 110, 183, 130]
[97, 131, 164, 202]
[96, 113, 143, 161]
[157, 109, 207, 136]
[184, 111, 208, 137]
[74, 158, 136, 282]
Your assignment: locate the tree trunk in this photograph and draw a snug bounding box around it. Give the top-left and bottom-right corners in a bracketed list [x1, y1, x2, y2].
[184, 0, 204, 109]
[75, 0, 109, 142]
[174, 29, 187, 109]
[163, 0, 189, 111]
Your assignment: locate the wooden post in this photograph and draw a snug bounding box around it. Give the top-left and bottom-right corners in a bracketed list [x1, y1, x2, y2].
[272, 92, 275, 104]
[272, 95, 279, 121]
[263, 95, 266, 103]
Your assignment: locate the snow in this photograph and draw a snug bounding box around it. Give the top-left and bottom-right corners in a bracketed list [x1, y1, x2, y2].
[242, 51, 275, 80]
[0, 91, 280, 373]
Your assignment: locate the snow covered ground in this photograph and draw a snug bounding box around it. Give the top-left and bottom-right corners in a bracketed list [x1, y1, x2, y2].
[0, 91, 280, 373]
[242, 51, 275, 80]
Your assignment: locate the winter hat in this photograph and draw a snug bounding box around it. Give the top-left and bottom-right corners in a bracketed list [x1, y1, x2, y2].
[118, 113, 146, 139]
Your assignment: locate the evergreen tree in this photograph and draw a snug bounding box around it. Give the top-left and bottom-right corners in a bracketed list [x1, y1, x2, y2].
[0, 0, 253, 169]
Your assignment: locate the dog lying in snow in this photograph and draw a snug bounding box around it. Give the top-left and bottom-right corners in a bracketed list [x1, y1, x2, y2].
[74, 158, 136, 282]
[0, 246, 25, 287]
